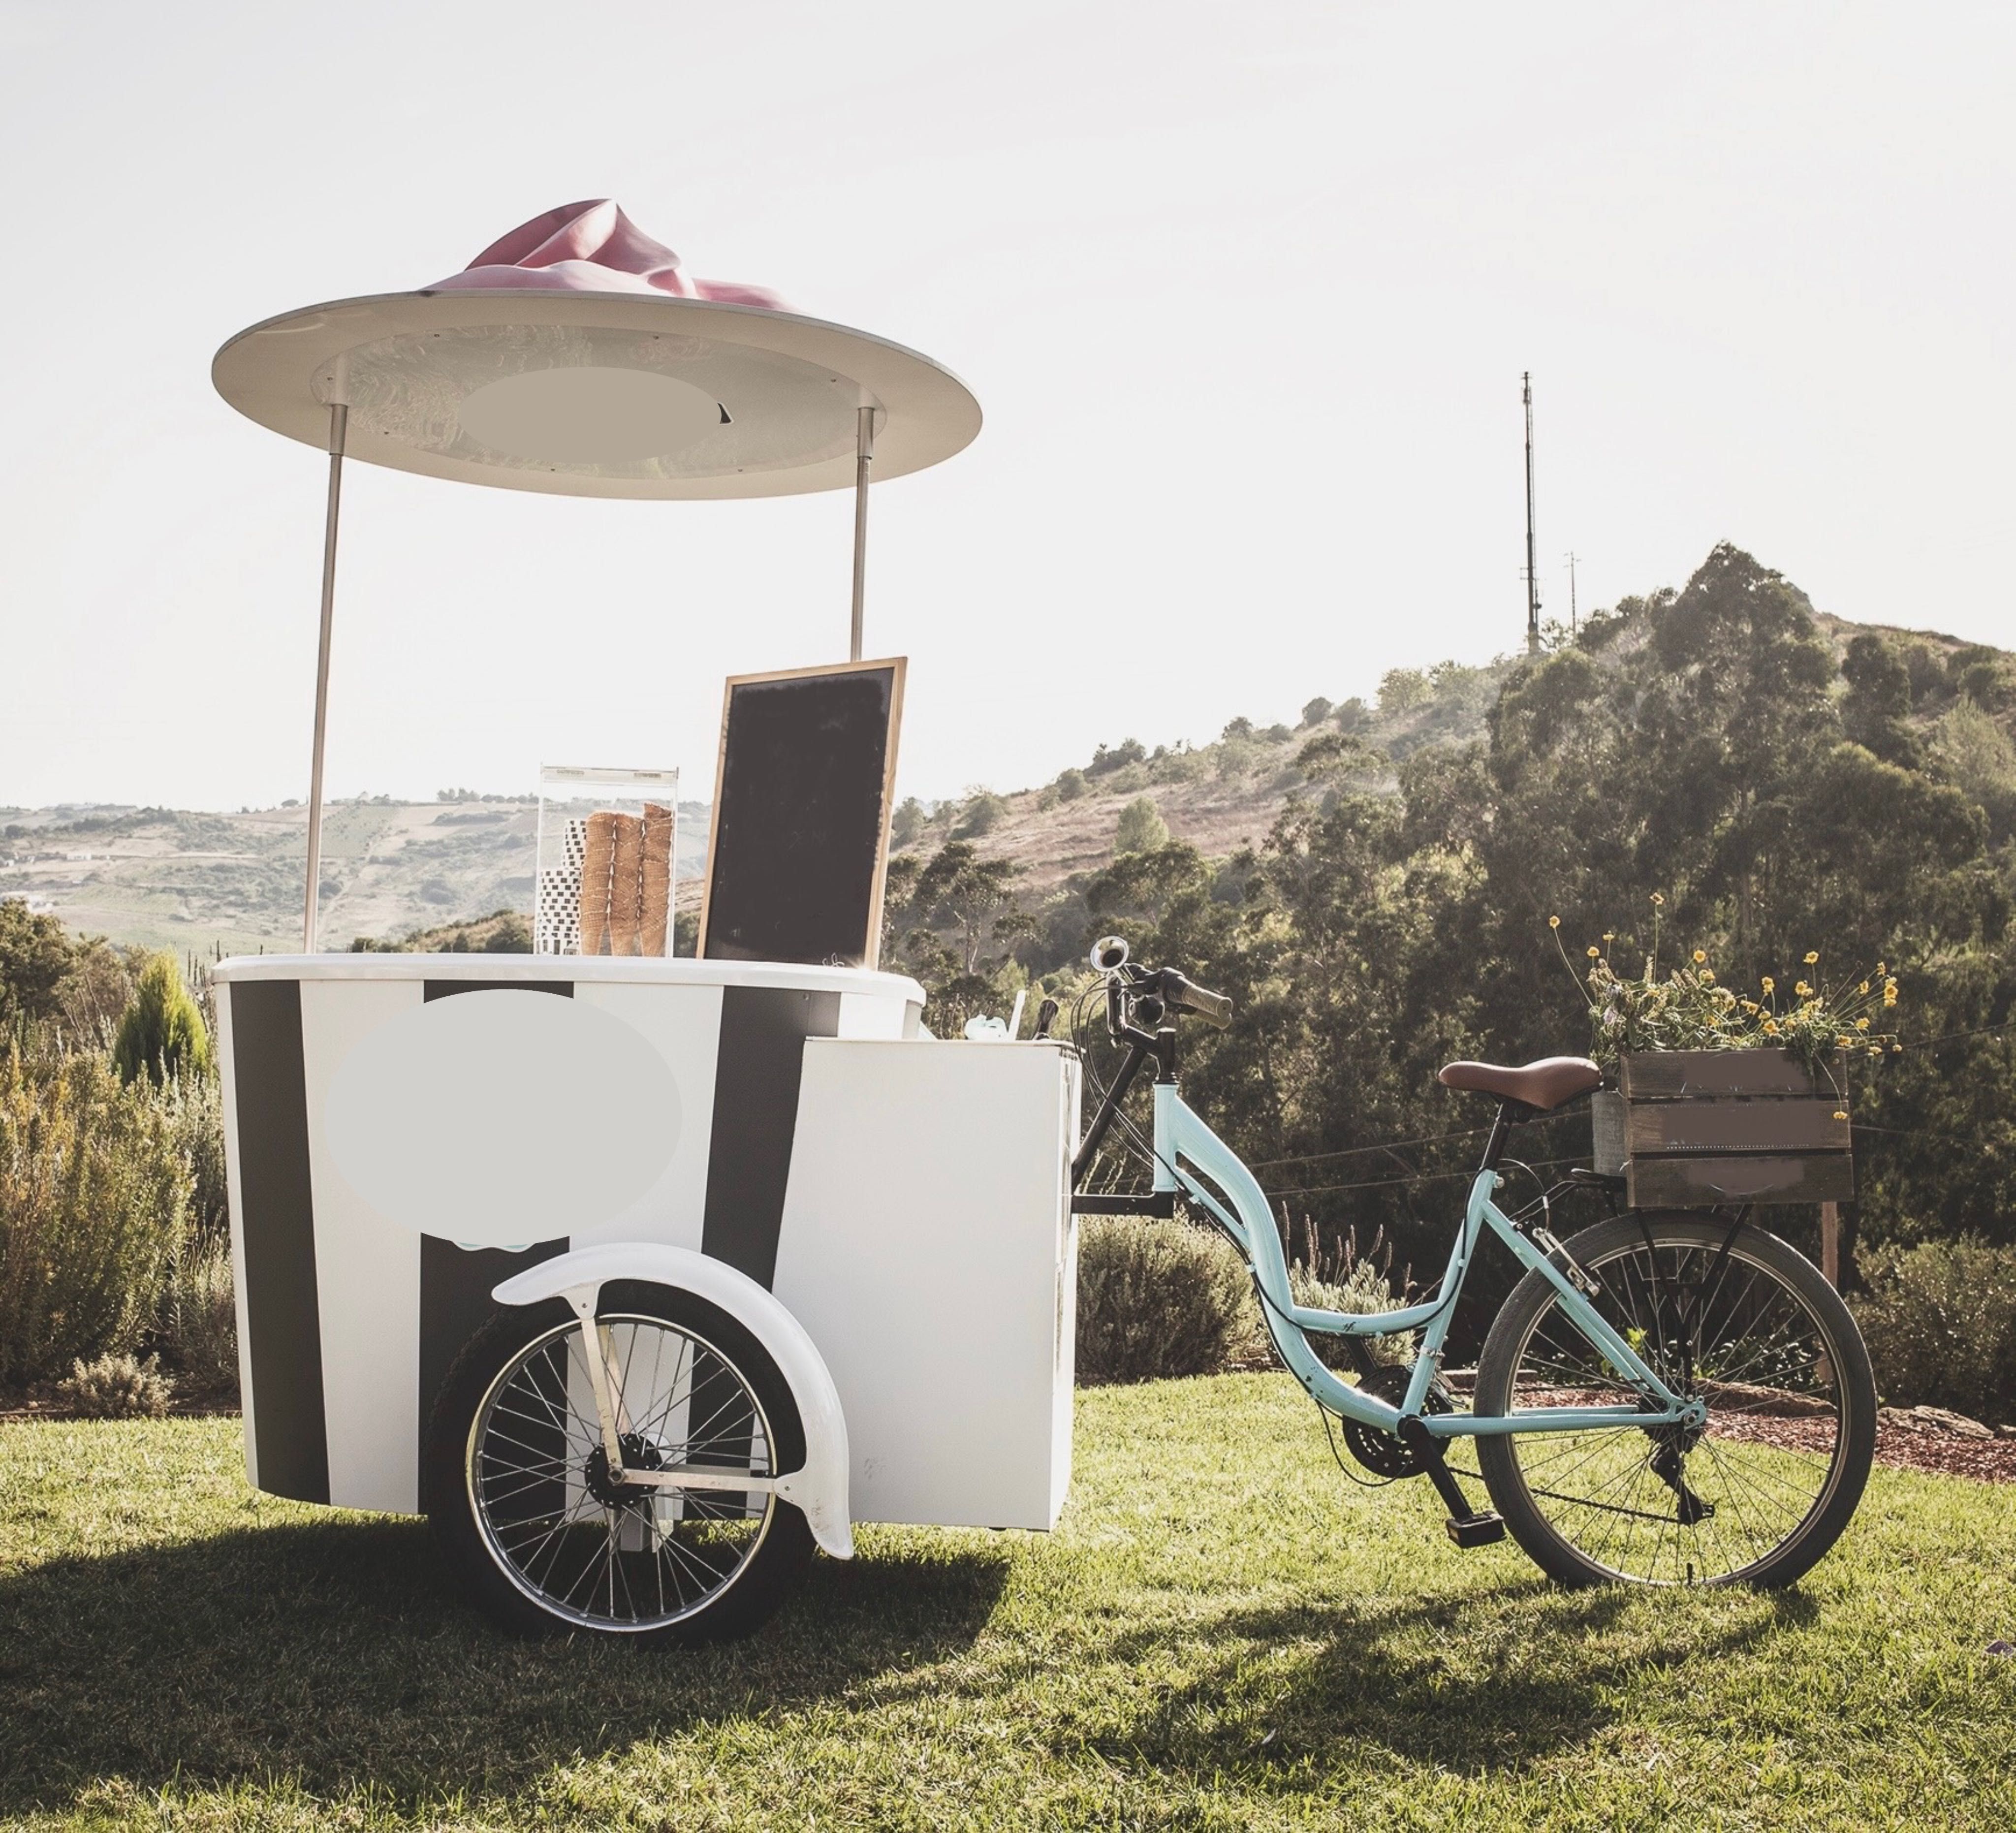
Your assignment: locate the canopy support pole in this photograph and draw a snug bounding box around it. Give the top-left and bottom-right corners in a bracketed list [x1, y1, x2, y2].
[849, 405, 874, 662]
[301, 402, 347, 951]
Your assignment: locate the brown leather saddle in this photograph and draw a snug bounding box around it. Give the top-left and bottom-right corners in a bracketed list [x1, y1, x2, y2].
[1437, 1056, 1603, 1111]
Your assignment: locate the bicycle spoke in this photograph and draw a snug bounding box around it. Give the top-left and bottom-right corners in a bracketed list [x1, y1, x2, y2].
[1493, 1231, 1854, 1585]
[470, 1314, 777, 1631]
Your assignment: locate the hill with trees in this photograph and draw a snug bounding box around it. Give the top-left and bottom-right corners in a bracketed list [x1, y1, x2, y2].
[885, 544, 2016, 1303]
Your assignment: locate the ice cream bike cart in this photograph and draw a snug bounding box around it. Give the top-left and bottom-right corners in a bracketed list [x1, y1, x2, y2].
[210, 204, 1079, 1644]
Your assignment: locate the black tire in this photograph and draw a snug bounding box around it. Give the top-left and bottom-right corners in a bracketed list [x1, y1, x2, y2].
[423, 1280, 815, 1645]
[1474, 1214, 1876, 1589]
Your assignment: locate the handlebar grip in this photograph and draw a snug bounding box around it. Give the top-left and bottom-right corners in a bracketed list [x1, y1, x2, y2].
[1165, 971, 1234, 1029]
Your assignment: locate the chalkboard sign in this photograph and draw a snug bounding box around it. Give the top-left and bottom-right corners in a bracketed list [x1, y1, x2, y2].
[698, 659, 906, 969]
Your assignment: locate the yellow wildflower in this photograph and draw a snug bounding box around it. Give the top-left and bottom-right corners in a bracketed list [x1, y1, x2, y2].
[1549, 915, 1560, 929]
[1856, 1018, 1870, 1032]
[1587, 946, 1601, 958]
[1762, 1018, 1780, 1035]
[1804, 951, 1819, 965]
[1762, 976, 1775, 993]
[1796, 981, 1811, 997]
[1603, 931, 1615, 942]
[1876, 961, 1887, 975]
[1741, 1000, 1759, 1013]
[1693, 950, 1707, 964]
[1833, 1110, 1849, 1122]
[1858, 981, 1870, 995]
[1651, 893, 1666, 906]
[1701, 970, 1715, 983]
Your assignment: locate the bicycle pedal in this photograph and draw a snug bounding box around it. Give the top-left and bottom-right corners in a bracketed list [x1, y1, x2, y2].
[1444, 1512, 1507, 1549]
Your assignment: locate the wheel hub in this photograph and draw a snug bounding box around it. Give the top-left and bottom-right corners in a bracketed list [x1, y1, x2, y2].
[583, 1432, 664, 1507]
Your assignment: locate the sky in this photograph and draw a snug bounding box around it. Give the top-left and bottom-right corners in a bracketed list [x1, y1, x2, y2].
[1, 2, 2010, 812]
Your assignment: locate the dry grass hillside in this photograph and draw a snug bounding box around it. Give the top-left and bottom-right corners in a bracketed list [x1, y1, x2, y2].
[4, 602, 2003, 956]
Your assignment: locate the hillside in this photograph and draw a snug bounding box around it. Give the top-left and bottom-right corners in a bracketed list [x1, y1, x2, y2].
[0, 797, 710, 955]
[3, 593, 2003, 958]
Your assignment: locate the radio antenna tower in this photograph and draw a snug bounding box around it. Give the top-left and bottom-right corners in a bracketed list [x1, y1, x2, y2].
[1565, 550, 1578, 636]
[1523, 372, 1541, 654]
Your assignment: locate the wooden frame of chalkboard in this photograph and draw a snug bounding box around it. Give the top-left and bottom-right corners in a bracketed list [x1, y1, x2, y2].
[697, 657, 907, 970]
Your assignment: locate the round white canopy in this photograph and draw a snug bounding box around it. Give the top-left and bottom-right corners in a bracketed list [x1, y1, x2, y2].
[212, 289, 981, 500]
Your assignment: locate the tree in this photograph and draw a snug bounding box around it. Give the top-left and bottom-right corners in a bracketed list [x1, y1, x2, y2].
[955, 790, 1007, 838]
[1300, 696, 1334, 728]
[1114, 797, 1169, 856]
[1842, 633, 1921, 766]
[890, 796, 925, 847]
[909, 842, 1026, 974]
[112, 954, 212, 1086]
[0, 900, 77, 1030]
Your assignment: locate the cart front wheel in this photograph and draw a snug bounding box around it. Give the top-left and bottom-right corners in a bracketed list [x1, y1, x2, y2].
[424, 1280, 814, 1645]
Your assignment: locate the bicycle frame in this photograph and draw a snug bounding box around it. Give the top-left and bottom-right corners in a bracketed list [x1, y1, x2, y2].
[1146, 1082, 1706, 1441]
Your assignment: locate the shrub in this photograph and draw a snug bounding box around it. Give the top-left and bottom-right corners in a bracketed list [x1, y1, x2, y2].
[1113, 797, 1169, 856]
[160, 1239, 237, 1394]
[1300, 696, 1333, 728]
[1287, 1263, 1415, 1370]
[0, 1048, 189, 1385]
[954, 791, 1007, 838]
[112, 954, 212, 1086]
[59, 1351, 174, 1419]
[1055, 768, 1087, 803]
[1851, 1237, 2016, 1425]
[159, 1066, 228, 1248]
[1076, 1216, 1253, 1384]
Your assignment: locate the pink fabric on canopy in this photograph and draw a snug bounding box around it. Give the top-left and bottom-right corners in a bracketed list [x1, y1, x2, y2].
[426, 199, 788, 311]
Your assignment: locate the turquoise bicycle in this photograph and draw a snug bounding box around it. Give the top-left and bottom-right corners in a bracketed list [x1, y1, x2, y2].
[1066, 938, 1878, 1588]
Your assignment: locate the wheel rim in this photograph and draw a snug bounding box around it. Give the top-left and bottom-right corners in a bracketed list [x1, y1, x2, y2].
[1496, 1234, 1853, 1585]
[467, 1313, 779, 1631]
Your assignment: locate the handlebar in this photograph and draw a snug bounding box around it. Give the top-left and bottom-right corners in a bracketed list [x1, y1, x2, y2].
[1162, 969, 1234, 1030]
[1087, 936, 1234, 1033]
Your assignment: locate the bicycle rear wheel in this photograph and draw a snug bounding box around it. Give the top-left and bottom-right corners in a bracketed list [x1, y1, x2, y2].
[1474, 1214, 1875, 1588]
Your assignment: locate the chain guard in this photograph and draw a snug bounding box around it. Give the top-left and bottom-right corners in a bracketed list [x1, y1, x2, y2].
[1341, 1365, 1455, 1478]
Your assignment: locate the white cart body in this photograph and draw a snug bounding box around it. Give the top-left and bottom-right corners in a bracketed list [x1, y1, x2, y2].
[214, 954, 1079, 1538]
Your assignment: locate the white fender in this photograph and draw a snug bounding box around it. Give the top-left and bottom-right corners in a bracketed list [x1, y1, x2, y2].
[492, 1243, 853, 1559]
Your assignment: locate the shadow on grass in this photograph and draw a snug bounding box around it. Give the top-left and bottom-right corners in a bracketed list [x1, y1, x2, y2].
[1075, 1580, 1820, 1777]
[0, 1513, 1009, 1813]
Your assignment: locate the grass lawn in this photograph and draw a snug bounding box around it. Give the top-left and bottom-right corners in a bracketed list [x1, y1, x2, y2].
[2, 1373, 2012, 1831]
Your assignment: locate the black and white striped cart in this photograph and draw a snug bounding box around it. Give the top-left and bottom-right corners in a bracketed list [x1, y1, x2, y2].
[206, 209, 1072, 1643]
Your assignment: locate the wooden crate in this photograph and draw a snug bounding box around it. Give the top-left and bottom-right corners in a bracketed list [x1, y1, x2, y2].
[1618, 1049, 1853, 1208]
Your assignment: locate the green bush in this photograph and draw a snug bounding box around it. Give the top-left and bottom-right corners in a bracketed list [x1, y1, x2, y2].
[1287, 1261, 1415, 1370]
[112, 953, 212, 1086]
[1076, 1215, 1254, 1384]
[159, 1238, 237, 1394]
[159, 1067, 228, 1249]
[59, 1350, 174, 1419]
[1114, 797, 1170, 856]
[1851, 1236, 2016, 1425]
[0, 1048, 190, 1386]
